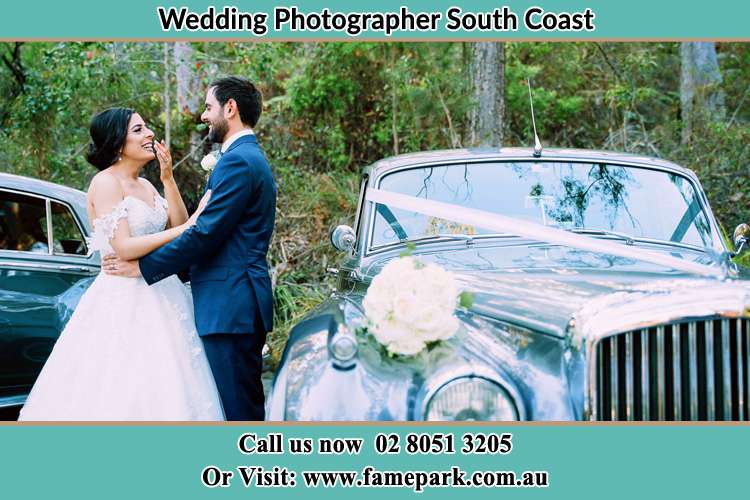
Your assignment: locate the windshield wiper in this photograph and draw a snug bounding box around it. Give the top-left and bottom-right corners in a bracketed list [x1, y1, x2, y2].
[567, 228, 708, 253]
[567, 228, 637, 245]
[403, 233, 519, 246]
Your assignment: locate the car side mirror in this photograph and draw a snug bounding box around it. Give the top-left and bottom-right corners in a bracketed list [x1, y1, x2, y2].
[331, 225, 355, 253]
[733, 223, 750, 256]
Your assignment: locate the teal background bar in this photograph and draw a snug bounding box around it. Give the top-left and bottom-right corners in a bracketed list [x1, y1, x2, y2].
[1, 424, 747, 498]
[1, 0, 749, 40]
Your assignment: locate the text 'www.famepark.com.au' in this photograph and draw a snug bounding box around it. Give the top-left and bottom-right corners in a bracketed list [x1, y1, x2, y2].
[211, 465, 550, 492]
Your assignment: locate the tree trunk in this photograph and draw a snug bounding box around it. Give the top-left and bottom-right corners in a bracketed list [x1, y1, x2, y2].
[0, 42, 25, 127]
[174, 42, 202, 114]
[162, 43, 171, 148]
[680, 42, 726, 144]
[468, 42, 505, 147]
[173, 42, 204, 162]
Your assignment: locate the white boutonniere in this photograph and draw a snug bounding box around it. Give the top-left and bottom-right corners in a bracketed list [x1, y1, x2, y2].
[200, 152, 219, 172]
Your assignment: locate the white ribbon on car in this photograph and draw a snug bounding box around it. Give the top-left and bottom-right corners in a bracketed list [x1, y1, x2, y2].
[366, 188, 722, 279]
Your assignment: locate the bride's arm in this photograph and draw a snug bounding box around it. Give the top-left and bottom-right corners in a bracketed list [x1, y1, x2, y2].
[155, 140, 189, 227]
[91, 175, 194, 261]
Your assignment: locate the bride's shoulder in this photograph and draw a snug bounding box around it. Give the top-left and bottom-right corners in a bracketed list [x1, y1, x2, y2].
[87, 171, 125, 208]
[89, 170, 120, 190]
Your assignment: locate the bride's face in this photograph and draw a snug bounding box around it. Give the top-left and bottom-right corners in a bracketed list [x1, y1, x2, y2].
[120, 113, 156, 164]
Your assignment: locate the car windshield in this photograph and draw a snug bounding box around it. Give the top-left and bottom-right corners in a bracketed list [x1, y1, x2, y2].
[370, 161, 718, 251]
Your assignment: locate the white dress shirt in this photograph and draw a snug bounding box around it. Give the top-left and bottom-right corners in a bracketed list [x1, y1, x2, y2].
[220, 129, 255, 154]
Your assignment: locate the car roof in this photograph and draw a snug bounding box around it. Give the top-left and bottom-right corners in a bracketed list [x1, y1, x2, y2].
[0, 172, 87, 203]
[365, 147, 697, 180]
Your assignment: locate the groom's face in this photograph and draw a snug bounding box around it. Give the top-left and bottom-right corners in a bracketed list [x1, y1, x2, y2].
[201, 87, 229, 144]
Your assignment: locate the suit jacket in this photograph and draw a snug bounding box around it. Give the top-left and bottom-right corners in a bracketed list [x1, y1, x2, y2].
[139, 135, 276, 336]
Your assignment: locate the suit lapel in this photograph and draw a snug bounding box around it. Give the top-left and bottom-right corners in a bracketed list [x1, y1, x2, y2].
[207, 135, 255, 190]
[223, 134, 256, 155]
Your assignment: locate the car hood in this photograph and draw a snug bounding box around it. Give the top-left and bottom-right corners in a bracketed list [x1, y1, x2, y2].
[358, 243, 750, 340]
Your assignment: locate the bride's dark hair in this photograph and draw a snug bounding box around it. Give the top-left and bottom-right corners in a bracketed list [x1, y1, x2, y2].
[86, 107, 134, 171]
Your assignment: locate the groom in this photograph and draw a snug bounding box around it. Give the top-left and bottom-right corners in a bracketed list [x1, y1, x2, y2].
[104, 76, 276, 421]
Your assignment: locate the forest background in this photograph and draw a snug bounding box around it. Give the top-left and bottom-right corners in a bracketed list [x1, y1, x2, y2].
[1, 42, 747, 364]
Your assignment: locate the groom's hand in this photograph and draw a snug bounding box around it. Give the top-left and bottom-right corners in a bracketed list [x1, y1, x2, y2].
[102, 254, 141, 277]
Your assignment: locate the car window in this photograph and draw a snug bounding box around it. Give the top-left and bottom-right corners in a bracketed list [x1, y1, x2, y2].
[0, 190, 49, 253]
[371, 161, 717, 250]
[51, 201, 87, 255]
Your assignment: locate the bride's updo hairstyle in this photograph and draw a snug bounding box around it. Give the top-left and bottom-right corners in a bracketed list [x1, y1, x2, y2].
[86, 107, 134, 171]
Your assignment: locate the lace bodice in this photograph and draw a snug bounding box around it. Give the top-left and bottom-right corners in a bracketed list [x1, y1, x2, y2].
[88, 194, 169, 254]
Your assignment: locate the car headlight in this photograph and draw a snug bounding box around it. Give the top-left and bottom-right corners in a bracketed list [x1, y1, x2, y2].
[424, 377, 519, 421]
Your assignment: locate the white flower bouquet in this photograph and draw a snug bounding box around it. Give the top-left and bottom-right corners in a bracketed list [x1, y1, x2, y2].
[361, 256, 472, 356]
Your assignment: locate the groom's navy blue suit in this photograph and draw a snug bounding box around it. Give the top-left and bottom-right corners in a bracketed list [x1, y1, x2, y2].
[139, 134, 276, 421]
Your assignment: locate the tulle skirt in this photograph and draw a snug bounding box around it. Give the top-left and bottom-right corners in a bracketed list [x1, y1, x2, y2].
[18, 273, 224, 421]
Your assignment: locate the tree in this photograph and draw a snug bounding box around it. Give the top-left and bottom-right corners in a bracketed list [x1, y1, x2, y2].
[468, 42, 505, 147]
[173, 42, 205, 163]
[0, 42, 26, 127]
[680, 42, 726, 144]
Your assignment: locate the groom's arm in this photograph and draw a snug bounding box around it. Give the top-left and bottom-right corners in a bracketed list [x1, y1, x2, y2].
[139, 153, 253, 285]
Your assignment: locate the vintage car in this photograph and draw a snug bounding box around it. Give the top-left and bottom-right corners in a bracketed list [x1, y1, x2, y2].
[267, 147, 750, 421]
[0, 173, 99, 417]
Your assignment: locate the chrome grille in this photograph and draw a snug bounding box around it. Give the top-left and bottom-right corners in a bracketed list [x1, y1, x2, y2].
[593, 317, 750, 421]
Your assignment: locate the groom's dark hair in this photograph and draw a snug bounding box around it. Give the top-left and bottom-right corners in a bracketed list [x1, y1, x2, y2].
[209, 77, 262, 128]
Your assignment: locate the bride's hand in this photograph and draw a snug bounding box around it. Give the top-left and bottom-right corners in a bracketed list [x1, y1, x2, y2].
[184, 190, 211, 229]
[154, 140, 174, 183]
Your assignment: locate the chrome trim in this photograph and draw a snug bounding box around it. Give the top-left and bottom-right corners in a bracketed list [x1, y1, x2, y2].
[596, 342, 604, 420]
[45, 198, 53, 254]
[57, 265, 95, 274]
[689, 322, 698, 420]
[592, 317, 750, 421]
[49, 198, 92, 257]
[722, 319, 732, 420]
[641, 328, 650, 420]
[352, 174, 369, 252]
[610, 338, 618, 421]
[414, 365, 526, 421]
[0, 186, 50, 201]
[657, 326, 665, 420]
[573, 283, 750, 346]
[0, 394, 26, 409]
[0, 259, 98, 273]
[737, 318, 745, 420]
[705, 320, 715, 420]
[625, 334, 634, 421]
[328, 324, 358, 369]
[673, 325, 682, 420]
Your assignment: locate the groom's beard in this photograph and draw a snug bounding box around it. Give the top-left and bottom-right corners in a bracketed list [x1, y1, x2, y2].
[208, 118, 229, 144]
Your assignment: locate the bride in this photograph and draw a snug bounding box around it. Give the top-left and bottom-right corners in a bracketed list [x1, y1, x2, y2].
[18, 107, 224, 421]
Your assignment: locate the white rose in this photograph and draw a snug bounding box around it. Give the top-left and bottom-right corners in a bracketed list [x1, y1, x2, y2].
[200, 152, 218, 172]
[392, 290, 421, 324]
[362, 256, 462, 356]
[387, 336, 425, 357]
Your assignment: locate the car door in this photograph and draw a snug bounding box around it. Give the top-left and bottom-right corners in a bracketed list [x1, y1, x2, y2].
[0, 188, 98, 404]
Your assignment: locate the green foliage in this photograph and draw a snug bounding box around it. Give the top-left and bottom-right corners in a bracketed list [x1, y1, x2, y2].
[459, 291, 475, 309]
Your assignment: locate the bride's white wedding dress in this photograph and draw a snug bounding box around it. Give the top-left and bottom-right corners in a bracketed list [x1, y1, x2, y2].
[18, 193, 224, 421]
